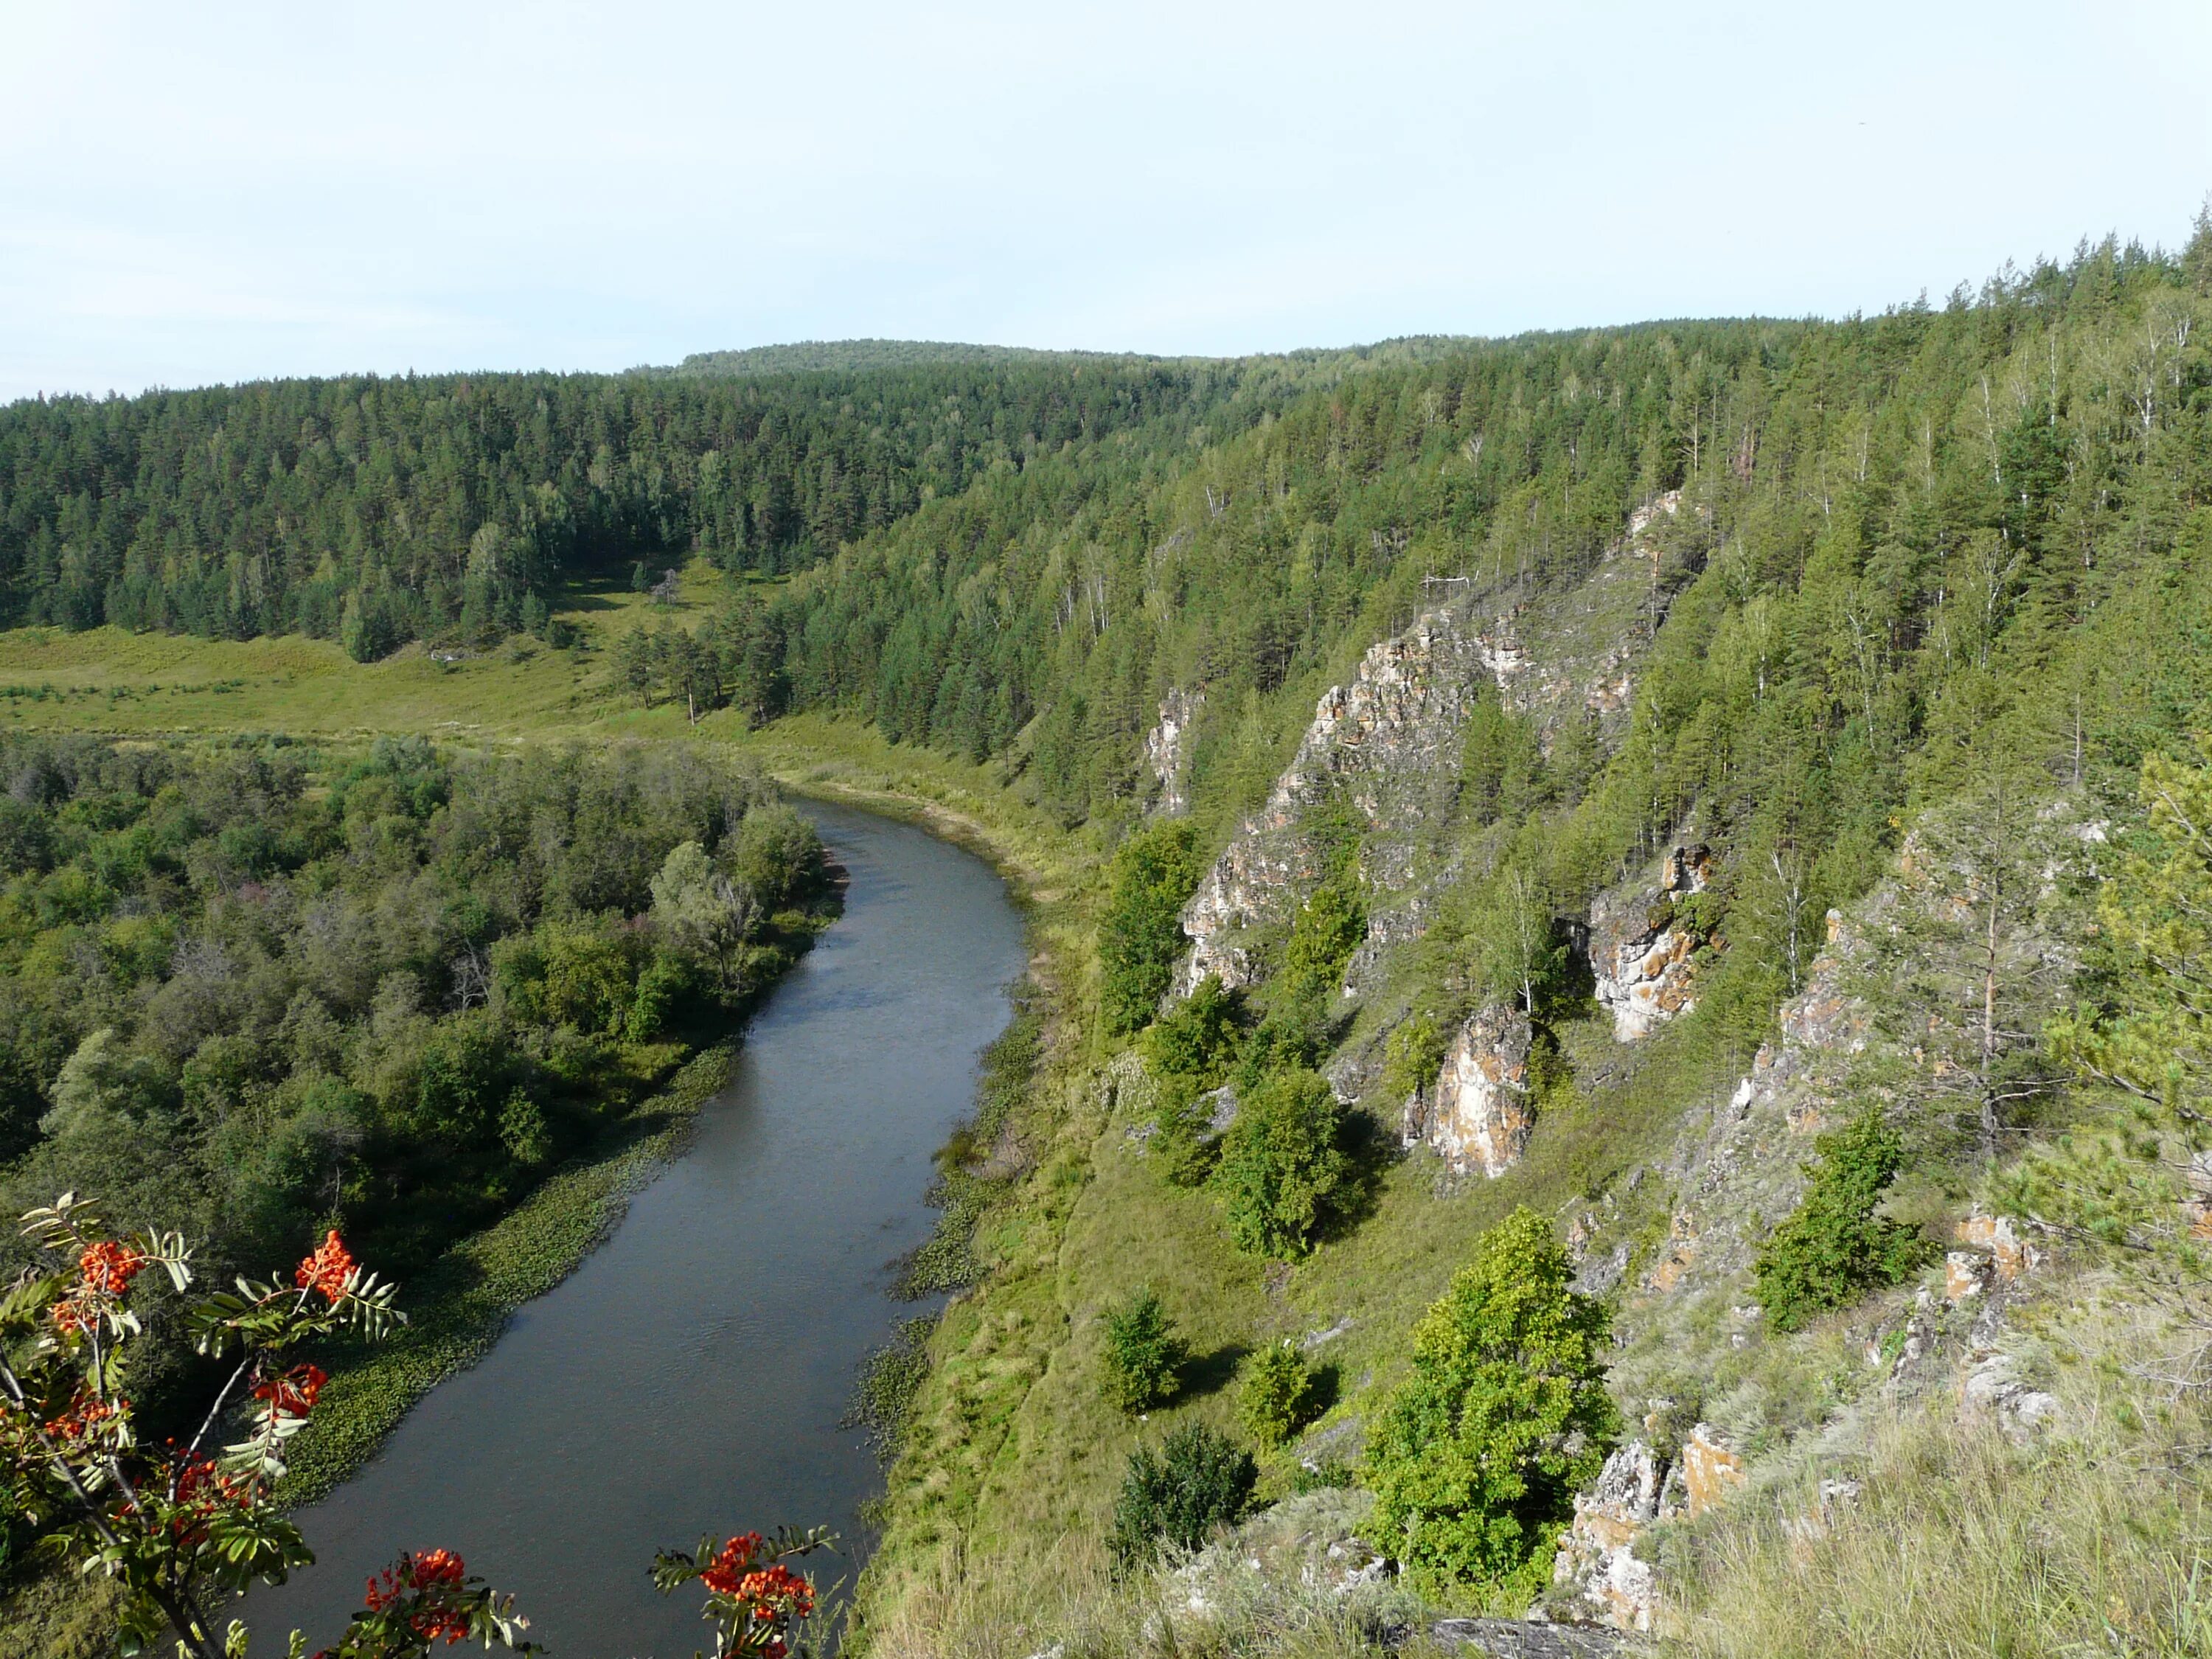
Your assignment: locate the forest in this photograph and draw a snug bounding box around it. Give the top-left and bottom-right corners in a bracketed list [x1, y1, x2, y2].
[0, 349, 1422, 659]
[0, 734, 827, 1474]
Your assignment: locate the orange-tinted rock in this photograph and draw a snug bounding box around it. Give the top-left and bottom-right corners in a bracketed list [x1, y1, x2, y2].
[1681, 1425, 1747, 1517]
[1406, 1006, 1534, 1178]
[1590, 846, 1711, 1042]
[1953, 1213, 2042, 1282]
[1551, 1440, 1674, 1630]
[1944, 1251, 1989, 1303]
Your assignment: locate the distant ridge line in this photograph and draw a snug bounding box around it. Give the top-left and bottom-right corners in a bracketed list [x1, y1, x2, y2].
[662, 339, 1148, 377]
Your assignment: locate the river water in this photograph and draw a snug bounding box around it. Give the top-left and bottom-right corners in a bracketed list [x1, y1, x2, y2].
[248, 801, 1026, 1657]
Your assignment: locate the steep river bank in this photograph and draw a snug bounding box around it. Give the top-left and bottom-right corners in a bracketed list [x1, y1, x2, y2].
[248, 800, 1026, 1656]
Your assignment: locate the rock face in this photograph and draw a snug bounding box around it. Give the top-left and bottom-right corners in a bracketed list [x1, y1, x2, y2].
[1404, 1006, 1535, 1177]
[1175, 611, 1497, 995]
[1953, 1212, 2044, 1283]
[1144, 686, 1204, 818]
[1550, 1440, 1677, 1631]
[1589, 845, 1713, 1042]
[1173, 500, 1683, 1009]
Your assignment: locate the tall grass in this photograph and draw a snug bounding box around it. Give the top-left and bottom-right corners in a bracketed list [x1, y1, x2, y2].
[1667, 1287, 2212, 1659]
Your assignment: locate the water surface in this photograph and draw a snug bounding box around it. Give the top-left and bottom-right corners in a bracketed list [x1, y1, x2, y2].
[250, 801, 1025, 1656]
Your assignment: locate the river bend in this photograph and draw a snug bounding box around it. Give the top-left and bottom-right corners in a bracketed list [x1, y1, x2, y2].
[249, 801, 1025, 1655]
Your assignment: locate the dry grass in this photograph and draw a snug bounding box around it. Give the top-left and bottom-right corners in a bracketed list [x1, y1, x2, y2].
[1665, 1284, 2212, 1659]
[855, 1515, 1426, 1659]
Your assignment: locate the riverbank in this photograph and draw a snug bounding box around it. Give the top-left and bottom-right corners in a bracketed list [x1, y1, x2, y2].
[276, 1043, 739, 1505]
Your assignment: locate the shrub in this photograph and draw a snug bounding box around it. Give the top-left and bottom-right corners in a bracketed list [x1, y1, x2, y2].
[1150, 1081, 1222, 1189]
[1214, 1067, 1347, 1258]
[1238, 1340, 1316, 1448]
[1364, 1208, 1614, 1601]
[1377, 1009, 1449, 1107]
[1108, 1422, 1257, 1569]
[1280, 877, 1366, 1003]
[1099, 823, 1206, 1034]
[1754, 1108, 1930, 1332]
[1100, 1287, 1187, 1413]
[1143, 973, 1242, 1085]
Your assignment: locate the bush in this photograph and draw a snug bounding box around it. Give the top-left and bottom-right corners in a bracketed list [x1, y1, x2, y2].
[1149, 1081, 1222, 1189]
[1100, 1287, 1187, 1413]
[1363, 1208, 1614, 1601]
[1754, 1108, 1930, 1332]
[1377, 1009, 1449, 1107]
[1143, 974, 1242, 1085]
[1238, 1340, 1316, 1448]
[1099, 823, 1206, 1034]
[1214, 1067, 1347, 1258]
[1108, 1422, 1257, 1570]
[1280, 877, 1366, 1003]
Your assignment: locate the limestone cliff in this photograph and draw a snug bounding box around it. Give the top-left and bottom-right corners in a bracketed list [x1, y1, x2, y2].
[1173, 611, 1495, 995]
[1172, 497, 1682, 1005]
[1588, 844, 1714, 1043]
[1143, 686, 1203, 818]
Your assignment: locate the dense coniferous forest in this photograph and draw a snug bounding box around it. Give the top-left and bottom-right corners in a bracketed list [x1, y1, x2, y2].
[0, 358, 1316, 653]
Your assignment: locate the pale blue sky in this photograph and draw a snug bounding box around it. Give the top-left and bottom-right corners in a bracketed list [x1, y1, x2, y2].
[4, 0, 2208, 402]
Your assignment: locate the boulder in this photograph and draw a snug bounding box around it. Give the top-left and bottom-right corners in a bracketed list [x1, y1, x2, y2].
[1952, 1212, 2044, 1282]
[1680, 1424, 1746, 1517]
[1961, 1352, 2062, 1440]
[1942, 1251, 1990, 1304]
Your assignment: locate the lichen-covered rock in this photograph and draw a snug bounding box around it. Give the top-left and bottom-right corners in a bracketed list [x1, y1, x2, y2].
[1680, 1423, 1746, 1517]
[1588, 846, 1712, 1042]
[1144, 686, 1204, 818]
[1961, 1351, 2061, 1439]
[1551, 1439, 1676, 1630]
[1404, 1006, 1535, 1177]
[1953, 1212, 2044, 1282]
[1943, 1251, 1991, 1304]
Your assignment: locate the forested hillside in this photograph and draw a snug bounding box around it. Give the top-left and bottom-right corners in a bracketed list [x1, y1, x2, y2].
[660, 340, 1146, 377]
[0, 357, 1293, 652]
[777, 221, 2212, 1656]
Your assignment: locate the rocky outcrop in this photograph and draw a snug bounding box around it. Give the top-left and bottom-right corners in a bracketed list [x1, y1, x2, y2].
[1550, 1440, 1677, 1631]
[1960, 1351, 2060, 1439]
[1680, 1424, 1747, 1516]
[1953, 1212, 2044, 1282]
[1589, 845, 1712, 1042]
[1175, 611, 1496, 995]
[1144, 686, 1204, 818]
[1175, 500, 1687, 1007]
[1404, 1006, 1534, 1177]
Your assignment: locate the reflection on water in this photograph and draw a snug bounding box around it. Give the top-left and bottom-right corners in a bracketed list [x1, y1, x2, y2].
[248, 802, 1025, 1656]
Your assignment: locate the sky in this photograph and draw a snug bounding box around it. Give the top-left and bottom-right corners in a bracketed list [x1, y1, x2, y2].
[2, 0, 2208, 403]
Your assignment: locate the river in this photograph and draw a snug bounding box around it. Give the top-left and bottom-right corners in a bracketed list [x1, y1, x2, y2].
[248, 800, 1027, 1657]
